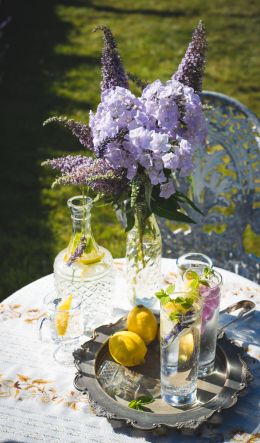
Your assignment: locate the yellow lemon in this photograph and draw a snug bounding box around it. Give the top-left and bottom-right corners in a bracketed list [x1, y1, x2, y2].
[55, 294, 73, 336]
[179, 332, 194, 361]
[164, 301, 176, 311]
[127, 305, 158, 345]
[109, 331, 147, 367]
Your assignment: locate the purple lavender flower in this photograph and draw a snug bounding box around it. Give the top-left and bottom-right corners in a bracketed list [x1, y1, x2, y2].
[53, 158, 128, 196]
[173, 21, 207, 93]
[93, 25, 129, 93]
[67, 236, 87, 266]
[43, 116, 94, 150]
[42, 155, 90, 174]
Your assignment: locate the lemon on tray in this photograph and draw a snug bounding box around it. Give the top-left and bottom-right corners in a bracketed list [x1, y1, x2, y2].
[127, 305, 158, 345]
[55, 294, 73, 337]
[109, 331, 147, 367]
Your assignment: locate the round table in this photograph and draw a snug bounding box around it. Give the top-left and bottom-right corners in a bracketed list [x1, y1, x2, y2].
[0, 258, 259, 443]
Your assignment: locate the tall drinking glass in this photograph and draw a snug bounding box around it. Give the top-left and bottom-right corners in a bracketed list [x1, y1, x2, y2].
[160, 295, 201, 407]
[176, 252, 212, 276]
[184, 269, 222, 376]
[40, 293, 84, 366]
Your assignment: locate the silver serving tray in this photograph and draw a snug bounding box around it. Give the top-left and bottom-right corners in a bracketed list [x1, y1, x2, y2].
[73, 317, 252, 431]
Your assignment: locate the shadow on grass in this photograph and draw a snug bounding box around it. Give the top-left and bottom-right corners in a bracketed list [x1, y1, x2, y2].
[0, 0, 98, 300]
[71, 0, 200, 17]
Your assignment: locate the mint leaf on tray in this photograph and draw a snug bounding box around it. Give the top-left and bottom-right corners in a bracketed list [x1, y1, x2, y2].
[128, 395, 154, 411]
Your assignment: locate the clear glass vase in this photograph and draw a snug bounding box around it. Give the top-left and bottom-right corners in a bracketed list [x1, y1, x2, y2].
[54, 195, 114, 334]
[126, 212, 162, 308]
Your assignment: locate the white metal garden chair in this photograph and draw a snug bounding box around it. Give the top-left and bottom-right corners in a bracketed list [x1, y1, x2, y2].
[160, 91, 260, 283]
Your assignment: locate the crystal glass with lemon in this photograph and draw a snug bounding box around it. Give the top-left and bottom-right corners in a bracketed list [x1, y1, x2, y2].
[183, 268, 222, 376]
[40, 293, 84, 365]
[54, 195, 114, 333]
[156, 287, 202, 407]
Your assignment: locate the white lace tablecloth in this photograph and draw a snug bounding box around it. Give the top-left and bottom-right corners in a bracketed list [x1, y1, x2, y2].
[0, 258, 260, 443]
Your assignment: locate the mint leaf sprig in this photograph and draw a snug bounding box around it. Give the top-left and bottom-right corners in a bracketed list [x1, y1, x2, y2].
[155, 284, 175, 305]
[203, 266, 215, 280]
[168, 296, 195, 321]
[128, 395, 154, 411]
[185, 267, 215, 287]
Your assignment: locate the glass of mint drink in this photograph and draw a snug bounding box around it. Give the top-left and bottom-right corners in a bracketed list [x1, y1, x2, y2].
[156, 287, 202, 407]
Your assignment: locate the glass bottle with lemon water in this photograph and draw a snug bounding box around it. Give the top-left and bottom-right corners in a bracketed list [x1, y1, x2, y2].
[54, 195, 114, 333]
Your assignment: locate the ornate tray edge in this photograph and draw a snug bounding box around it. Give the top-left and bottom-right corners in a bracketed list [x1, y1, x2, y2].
[73, 319, 253, 432]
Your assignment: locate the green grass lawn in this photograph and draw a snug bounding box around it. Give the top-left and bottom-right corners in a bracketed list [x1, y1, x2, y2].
[0, 0, 259, 301]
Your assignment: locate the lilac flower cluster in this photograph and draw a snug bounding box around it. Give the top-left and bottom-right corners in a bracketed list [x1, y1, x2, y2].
[89, 78, 207, 198]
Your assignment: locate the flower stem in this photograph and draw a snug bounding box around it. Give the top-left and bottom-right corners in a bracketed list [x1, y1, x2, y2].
[136, 207, 145, 269]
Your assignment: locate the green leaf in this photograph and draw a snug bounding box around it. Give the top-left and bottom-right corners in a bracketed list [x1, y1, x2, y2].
[136, 395, 154, 404]
[151, 187, 196, 223]
[128, 400, 137, 409]
[128, 396, 154, 411]
[169, 312, 178, 321]
[128, 400, 144, 410]
[174, 296, 195, 309]
[175, 192, 203, 215]
[160, 295, 171, 305]
[151, 201, 195, 223]
[155, 289, 167, 299]
[155, 290, 170, 305]
[166, 284, 175, 295]
[203, 267, 215, 279]
[151, 187, 180, 211]
[174, 297, 183, 304]
[125, 201, 135, 232]
[155, 287, 175, 305]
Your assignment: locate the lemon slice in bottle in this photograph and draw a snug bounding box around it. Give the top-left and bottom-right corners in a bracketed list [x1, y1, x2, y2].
[77, 250, 105, 266]
[63, 232, 83, 263]
[64, 234, 105, 266]
[55, 294, 73, 336]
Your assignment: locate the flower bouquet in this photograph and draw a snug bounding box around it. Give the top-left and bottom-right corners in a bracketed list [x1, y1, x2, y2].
[43, 22, 207, 306]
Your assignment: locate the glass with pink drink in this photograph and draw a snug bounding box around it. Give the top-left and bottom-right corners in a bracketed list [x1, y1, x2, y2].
[183, 268, 222, 376]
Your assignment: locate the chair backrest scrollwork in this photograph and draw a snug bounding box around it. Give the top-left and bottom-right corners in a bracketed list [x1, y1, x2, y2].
[160, 91, 260, 283]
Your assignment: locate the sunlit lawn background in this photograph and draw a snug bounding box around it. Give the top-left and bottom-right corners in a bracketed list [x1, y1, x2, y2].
[0, 0, 259, 301]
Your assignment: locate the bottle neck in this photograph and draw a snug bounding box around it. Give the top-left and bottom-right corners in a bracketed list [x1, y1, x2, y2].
[71, 214, 92, 237]
[67, 195, 95, 242]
